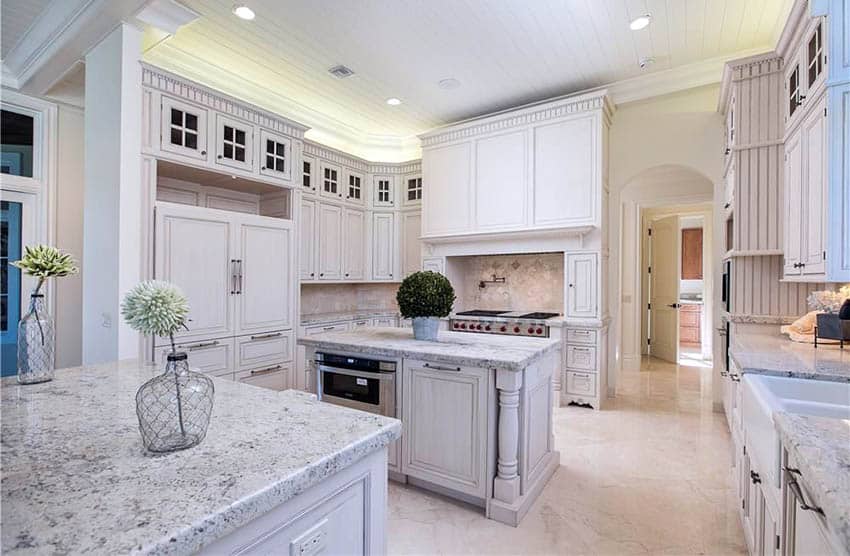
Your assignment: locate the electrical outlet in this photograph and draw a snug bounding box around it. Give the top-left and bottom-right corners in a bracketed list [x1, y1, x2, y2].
[290, 519, 328, 556]
[101, 312, 112, 328]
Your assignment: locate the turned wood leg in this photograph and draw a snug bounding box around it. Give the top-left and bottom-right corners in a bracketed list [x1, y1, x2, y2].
[494, 368, 522, 503]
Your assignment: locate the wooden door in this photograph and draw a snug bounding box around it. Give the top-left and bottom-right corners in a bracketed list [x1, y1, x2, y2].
[784, 127, 804, 275]
[372, 212, 395, 280]
[649, 215, 680, 363]
[235, 216, 292, 334]
[154, 203, 234, 343]
[318, 203, 343, 280]
[801, 95, 827, 275]
[681, 228, 703, 279]
[342, 209, 365, 280]
[401, 360, 489, 498]
[299, 198, 317, 280]
[566, 253, 598, 318]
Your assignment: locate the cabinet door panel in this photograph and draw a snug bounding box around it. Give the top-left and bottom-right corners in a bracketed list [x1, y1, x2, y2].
[258, 129, 292, 182]
[155, 204, 234, 341]
[343, 209, 366, 280]
[160, 96, 208, 161]
[236, 363, 291, 391]
[566, 253, 598, 318]
[801, 97, 827, 275]
[215, 114, 253, 172]
[422, 143, 471, 235]
[299, 199, 317, 280]
[784, 128, 804, 275]
[318, 204, 343, 279]
[402, 361, 489, 498]
[401, 212, 422, 277]
[475, 131, 527, 229]
[533, 116, 596, 227]
[237, 219, 292, 334]
[155, 337, 235, 379]
[372, 212, 395, 280]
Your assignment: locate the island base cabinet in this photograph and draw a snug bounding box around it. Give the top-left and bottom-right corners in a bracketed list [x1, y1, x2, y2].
[202, 449, 388, 555]
[401, 359, 491, 500]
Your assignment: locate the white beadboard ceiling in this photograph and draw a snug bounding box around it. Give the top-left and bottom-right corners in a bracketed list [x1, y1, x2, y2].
[144, 0, 793, 148]
[1, 0, 52, 59]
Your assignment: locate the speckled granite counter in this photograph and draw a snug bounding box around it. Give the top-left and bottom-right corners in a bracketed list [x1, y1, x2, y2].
[0, 360, 401, 555]
[730, 330, 850, 382]
[774, 412, 850, 551]
[298, 327, 560, 371]
[300, 310, 399, 326]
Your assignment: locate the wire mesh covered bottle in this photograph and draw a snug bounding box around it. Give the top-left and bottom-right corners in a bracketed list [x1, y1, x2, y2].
[135, 352, 215, 453]
[17, 294, 55, 384]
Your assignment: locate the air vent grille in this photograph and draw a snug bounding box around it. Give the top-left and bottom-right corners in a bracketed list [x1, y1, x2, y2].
[328, 65, 355, 79]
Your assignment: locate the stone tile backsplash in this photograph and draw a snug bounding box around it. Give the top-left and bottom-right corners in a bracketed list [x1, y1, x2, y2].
[301, 283, 399, 315]
[455, 253, 564, 314]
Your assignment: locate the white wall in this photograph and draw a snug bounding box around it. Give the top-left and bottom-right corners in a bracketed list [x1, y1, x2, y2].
[55, 105, 85, 368]
[607, 84, 724, 397]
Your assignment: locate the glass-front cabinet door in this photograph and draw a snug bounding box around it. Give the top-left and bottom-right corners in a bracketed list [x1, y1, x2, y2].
[301, 155, 316, 193]
[215, 114, 253, 171]
[161, 96, 208, 161]
[346, 170, 364, 204]
[404, 175, 423, 206]
[374, 175, 394, 207]
[259, 129, 292, 182]
[1, 200, 22, 375]
[805, 21, 826, 96]
[321, 162, 342, 199]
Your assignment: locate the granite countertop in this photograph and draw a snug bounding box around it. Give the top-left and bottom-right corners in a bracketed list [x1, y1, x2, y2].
[298, 327, 560, 371]
[774, 412, 850, 551]
[1, 360, 401, 555]
[300, 310, 399, 325]
[731, 330, 850, 382]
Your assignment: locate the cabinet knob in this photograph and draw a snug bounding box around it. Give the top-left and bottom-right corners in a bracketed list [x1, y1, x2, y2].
[217, 154, 222, 159]
[568, 283, 574, 288]
[261, 166, 266, 170]
[345, 273, 349, 277]
[310, 273, 314, 277]
[200, 150, 206, 155]
[724, 148, 730, 155]
[319, 273, 324, 277]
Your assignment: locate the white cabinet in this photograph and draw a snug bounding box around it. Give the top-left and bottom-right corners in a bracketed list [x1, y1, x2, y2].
[161, 96, 208, 162]
[372, 212, 395, 280]
[422, 144, 469, 234]
[236, 363, 291, 391]
[236, 331, 292, 370]
[401, 211, 422, 277]
[401, 359, 489, 498]
[301, 155, 317, 194]
[215, 114, 253, 172]
[373, 175, 394, 207]
[320, 162, 342, 200]
[403, 174, 423, 207]
[299, 198, 317, 280]
[566, 252, 598, 319]
[258, 129, 292, 182]
[342, 208, 366, 280]
[155, 202, 294, 343]
[784, 127, 804, 274]
[345, 170, 365, 205]
[155, 337, 235, 379]
[475, 131, 527, 230]
[318, 203, 343, 280]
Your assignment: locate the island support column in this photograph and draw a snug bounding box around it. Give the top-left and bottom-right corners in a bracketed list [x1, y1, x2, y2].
[493, 368, 522, 503]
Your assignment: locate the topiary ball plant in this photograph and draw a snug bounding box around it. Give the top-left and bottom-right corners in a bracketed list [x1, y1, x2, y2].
[397, 271, 456, 319]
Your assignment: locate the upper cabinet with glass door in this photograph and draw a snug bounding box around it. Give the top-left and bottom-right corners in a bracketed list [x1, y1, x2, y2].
[215, 114, 253, 172]
[320, 162, 342, 200]
[345, 170, 365, 205]
[785, 18, 827, 131]
[301, 154, 317, 195]
[259, 129, 292, 182]
[403, 174, 423, 207]
[161, 96, 209, 162]
[373, 175, 394, 207]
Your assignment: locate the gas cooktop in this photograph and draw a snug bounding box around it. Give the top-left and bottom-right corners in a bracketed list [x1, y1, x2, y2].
[449, 310, 561, 337]
[455, 310, 511, 317]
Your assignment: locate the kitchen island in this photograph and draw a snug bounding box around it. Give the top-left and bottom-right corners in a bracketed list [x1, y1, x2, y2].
[1, 360, 400, 555]
[298, 327, 561, 526]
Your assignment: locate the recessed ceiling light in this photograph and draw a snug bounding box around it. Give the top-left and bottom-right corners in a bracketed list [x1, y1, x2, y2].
[232, 5, 255, 20]
[386, 97, 402, 106]
[629, 14, 651, 30]
[438, 78, 461, 90]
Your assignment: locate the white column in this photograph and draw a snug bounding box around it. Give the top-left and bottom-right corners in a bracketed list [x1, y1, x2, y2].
[81, 24, 143, 365]
[493, 368, 522, 503]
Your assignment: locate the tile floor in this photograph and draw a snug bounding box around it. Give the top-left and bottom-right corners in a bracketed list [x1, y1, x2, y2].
[387, 356, 745, 555]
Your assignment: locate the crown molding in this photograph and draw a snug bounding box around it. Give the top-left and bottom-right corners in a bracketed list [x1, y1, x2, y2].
[718, 51, 783, 112]
[303, 139, 421, 174]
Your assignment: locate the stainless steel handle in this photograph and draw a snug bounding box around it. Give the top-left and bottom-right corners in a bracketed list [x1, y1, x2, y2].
[184, 340, 219, 350]
[729, 374, 740, 382]
[317, 365, 393, 381]
[786, 474, 824, 515]
[750, 470, 761, 484]
[423, 362, 461, 372]
[250, 365, 282, 376]
[231, 259, 237, 294]
[322, 326, 336, 331]
[250, 332, 282, 340]
[236, 259, 243, 294]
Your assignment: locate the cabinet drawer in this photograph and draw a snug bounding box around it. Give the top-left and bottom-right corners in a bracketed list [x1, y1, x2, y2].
[305, 322, 350, 335]
[566, 345, 597, 371]
[235, 363, 291, 391]
[565, 328, 597, 345]
[237, 331, 292, 369]
[351, 318, 372, 329]
[373, 316, 398, 327]
[155, 337, 234, 379]
[566, 371, 597, 397]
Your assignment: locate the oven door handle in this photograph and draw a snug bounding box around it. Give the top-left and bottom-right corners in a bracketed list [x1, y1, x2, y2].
[316, 365, 394, 381]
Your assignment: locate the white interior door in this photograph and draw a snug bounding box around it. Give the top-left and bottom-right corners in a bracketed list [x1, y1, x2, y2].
[236, 217, 292, 334]
[649, 215, 680, 363]
[154, 203, 234, 344]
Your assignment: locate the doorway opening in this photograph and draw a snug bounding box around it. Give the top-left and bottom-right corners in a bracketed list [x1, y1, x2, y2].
[641, 204, 713, 368]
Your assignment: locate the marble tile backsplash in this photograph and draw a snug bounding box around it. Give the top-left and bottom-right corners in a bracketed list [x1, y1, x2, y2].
[301, 284, 399, 315]
[454, 253, 564, 314]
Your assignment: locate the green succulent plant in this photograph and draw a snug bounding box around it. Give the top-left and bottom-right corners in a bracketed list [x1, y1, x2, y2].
[11, 245, 78, 295]
[396, 271, 455, 319]
[121, 280, 190, 353]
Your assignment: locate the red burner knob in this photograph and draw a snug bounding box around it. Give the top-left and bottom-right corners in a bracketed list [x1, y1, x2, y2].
[536, 328, 543, 334]
[453, 323, 459, 329]
[485, 325, 491, 331]
[527, 327, 534, 334]
[500, 326, 507, 332]
[476, 324, 482, 330]
[460, 323, 467, 329]
[513, 326, 520, 333]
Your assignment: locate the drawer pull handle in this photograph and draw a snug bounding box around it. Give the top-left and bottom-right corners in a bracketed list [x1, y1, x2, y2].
[250, 332, 283, 340]
[185, 340, 219, 350]
[786, 475, 824, 515]
[322, 326, 336, 331]
[423, 362, 461, 372]
[750, 470, 761, 484]
[250, 365, 282, 376]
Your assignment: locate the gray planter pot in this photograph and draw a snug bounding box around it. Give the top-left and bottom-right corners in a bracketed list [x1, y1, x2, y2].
[815, 313, 850, 348]
[412, 317, 440, 341]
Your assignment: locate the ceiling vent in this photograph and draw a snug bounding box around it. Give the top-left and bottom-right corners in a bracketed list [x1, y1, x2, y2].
[328, 65, 355, 79]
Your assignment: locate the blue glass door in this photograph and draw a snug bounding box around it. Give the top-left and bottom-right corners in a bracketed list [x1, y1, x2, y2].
[1, 200, 22, 375]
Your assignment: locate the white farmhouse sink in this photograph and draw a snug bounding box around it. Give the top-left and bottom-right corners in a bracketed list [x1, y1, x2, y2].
[741, 374, 850, 490]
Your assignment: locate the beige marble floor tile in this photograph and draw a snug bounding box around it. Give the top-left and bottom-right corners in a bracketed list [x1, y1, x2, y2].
[387, 356, 746, 555]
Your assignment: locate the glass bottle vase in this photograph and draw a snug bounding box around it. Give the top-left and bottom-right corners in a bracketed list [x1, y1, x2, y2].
[135, 352, 215, 453]
[17, 294, 55, 384]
